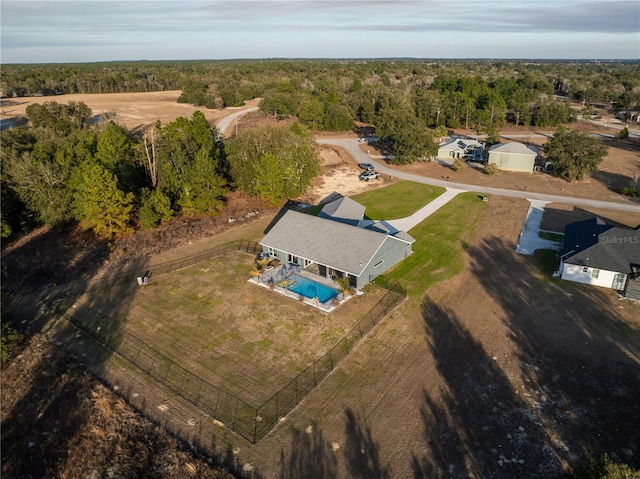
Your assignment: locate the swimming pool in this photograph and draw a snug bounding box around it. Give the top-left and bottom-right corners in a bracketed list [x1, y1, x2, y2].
[288, 275, 338, 303]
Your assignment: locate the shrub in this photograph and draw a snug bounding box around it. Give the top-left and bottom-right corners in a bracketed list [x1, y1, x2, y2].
[620, 186, 638, 197]
[565, 453, 640, 479]
[484, 163, 499, 175]
[1, 320, 21, 364]
[615, 126, 629, 140]
[451, 158, 465, 172]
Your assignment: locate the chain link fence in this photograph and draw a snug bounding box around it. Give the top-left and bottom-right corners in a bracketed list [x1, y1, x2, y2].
[42, 240, 405, 443]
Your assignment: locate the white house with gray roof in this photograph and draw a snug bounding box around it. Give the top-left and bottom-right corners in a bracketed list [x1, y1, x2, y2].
[260, 203, 415, 290]
[559, 217, 640, 300]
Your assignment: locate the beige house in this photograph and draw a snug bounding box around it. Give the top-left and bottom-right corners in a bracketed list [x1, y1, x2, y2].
[487, 142, 537, 173]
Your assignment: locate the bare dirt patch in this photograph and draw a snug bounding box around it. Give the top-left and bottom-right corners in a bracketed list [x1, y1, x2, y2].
[301, 144, 396, 204]
[1, 334, 236, 479]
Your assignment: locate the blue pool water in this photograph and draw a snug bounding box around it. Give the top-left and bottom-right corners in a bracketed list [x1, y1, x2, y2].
[288, 275, 338, 303]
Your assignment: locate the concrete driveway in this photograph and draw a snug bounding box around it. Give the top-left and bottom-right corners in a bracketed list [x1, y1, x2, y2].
[515, 200, 563, 255]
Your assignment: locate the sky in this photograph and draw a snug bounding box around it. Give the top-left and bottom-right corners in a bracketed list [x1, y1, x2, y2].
[1, 0, 639, 64]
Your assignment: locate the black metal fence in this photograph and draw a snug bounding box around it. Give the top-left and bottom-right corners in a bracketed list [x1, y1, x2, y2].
[43, 240, 405, 443]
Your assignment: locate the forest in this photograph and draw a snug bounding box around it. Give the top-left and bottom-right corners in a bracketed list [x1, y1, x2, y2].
[1, 59, 639, 241]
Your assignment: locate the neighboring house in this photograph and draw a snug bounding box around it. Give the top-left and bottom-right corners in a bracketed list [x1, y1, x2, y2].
[487, 142, 537, 173]
[437, 137, 484, 162]
[559, 217, 640, 300]
[260, 197, 415, 290]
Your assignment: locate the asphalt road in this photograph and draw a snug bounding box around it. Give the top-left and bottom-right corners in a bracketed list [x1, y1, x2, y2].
[213, 106, 640, 213]
[317, 138, 640, 213]
[216, 106, 259, 137]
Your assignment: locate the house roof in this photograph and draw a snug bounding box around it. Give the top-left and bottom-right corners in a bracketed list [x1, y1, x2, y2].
[364, 220, 415, 243]
[318, 196, 365, 225]
[438, 137, 483, 152]
[488, 142, 537, 156]
[561, 217, 640, 274]
[260, 210, 411, 276]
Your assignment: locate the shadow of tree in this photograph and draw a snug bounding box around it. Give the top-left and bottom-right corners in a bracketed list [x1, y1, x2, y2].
[1, 227, 148, 477]
[414, 297, 552, 478]
[278, 424, 338, 479]
[343, 408, 391, 479]
[466, 237, 640, 472]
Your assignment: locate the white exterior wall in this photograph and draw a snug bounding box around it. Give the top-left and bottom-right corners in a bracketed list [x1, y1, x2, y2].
[436, 147, 459, 164]
[560, 262, 623, 289]
[488, 152, 535, 173]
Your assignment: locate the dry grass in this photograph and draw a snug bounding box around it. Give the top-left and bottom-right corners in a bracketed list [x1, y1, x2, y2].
[57, 252, 389, 405]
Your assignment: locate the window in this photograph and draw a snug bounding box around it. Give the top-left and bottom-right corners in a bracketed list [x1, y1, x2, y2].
[374, 260, 384, 268]
[267, 247, 276, 257]
[582, 266, 589, 273]
[591, 268, 600, 279]
[612, 273, 626, 290]
[287, 254, 299, 264]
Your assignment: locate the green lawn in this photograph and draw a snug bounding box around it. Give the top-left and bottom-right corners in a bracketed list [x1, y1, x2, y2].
[351, 181, 445, 220]
[384, 192, 487, 296]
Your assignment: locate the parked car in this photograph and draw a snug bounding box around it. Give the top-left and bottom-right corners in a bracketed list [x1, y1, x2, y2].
[359, 171, 379, 181]
[358, 163, 375, 171]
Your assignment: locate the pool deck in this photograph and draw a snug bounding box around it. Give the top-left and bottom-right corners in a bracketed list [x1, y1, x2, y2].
[251, 263, 357, 313]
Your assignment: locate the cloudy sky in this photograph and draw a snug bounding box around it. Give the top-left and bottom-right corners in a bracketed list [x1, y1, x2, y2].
[1, 0, 639, 63]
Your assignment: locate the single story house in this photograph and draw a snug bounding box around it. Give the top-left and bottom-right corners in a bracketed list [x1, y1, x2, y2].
[487, 142, 537, 173]
[260, 197, 415, 290]
[437, 138, 484, 163]
[559, 217, 640, 300]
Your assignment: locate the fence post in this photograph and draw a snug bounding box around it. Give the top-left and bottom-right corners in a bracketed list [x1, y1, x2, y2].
[233, 398, 239, 431]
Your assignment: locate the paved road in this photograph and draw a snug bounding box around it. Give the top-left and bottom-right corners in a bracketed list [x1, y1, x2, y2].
[317, 138, 640, 213]
[210, 104, 639, 213]
[215, 106, 259, 137]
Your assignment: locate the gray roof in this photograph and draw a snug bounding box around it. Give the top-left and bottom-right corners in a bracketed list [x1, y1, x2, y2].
[260, 210, 410, 276]
[562, 217, 640, 273]
[364, 220, 415, 243]
[318, 196, 365, 226]
[488, 142, 537, 156]
[439, 137, 483, 152]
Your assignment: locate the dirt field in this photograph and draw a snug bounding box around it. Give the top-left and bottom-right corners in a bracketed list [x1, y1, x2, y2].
[3, 92, 640, 478]
[0, 91, 260, 133]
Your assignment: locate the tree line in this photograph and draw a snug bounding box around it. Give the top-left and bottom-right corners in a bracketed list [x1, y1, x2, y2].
[1, 59, 627, 239]
[3, 60, 639, 108]
[0, 101, 320, 239]
[5, 60, 635, 165]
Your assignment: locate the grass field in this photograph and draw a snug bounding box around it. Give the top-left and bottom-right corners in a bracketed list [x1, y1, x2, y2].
[385, 192, 488, 295]
[351, 181, 445, 220]
[57, 252, 390, 406]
